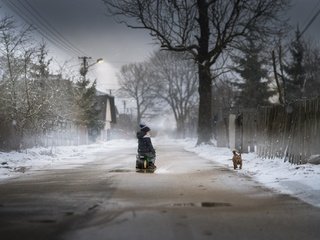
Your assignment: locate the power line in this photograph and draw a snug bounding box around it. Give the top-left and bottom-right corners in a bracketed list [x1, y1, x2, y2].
[301, 0, 320, 28]
[281, 4, 320, 55]
[11, 0, 85, 56]
[20, 0, 87, 55]
[1, 0, 87, 57]
[298, 7, 320, 40]
[2, 0, 79, 57]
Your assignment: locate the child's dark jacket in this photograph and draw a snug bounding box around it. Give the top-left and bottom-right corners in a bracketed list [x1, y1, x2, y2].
[136, 131, 155, 156]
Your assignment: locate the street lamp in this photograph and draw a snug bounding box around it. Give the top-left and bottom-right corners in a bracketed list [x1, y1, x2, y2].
[79, 57, 103, 79]
[95, 58, 104, 64]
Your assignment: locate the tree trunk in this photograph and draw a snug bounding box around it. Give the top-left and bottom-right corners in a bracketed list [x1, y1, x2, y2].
[196, 0, 212, 145]
[136, 102, 141, 126]
[197, 64, 213, 145]
[176, 116, 186, 138]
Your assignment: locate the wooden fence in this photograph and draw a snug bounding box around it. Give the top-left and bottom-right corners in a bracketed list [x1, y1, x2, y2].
[22, 125, 90, 148]
[0, 123, 90, 150]
[235, 97, 320, 164]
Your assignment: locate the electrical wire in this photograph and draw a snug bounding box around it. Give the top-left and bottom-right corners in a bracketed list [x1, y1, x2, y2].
[19, 0, 87, 55]
[11, 0, 85, 56]
[1, 0, 87, 57]
[301, 0, 320, 28]
[2, 0, 78, 57]
[298, 7, 320, 39]
[281, 3, 320, 55]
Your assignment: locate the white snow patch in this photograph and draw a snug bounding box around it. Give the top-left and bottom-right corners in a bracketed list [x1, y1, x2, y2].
[0, 139, 136, 180]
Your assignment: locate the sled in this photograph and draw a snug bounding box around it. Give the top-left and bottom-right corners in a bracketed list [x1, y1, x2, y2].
[136, 154, 156, 173]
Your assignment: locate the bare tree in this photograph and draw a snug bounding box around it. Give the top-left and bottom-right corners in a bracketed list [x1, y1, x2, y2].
[22, 42, 59, 139]
[103, 0, 289, 144]
[117, 62, 156, 125]
[0, 16, 34, 148]
[150, 51, 198, 137]
[0, 17, 77, 149]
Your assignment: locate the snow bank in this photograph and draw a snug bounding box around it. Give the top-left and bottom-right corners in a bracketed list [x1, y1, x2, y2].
[179, 138, 320, 208]
[0, 139, 136, 181]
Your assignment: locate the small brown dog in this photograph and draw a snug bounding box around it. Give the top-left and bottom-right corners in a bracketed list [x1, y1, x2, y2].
[232, 150, 242, 170]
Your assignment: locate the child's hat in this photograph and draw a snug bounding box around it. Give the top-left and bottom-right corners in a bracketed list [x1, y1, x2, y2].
[139, 123, 150, 132]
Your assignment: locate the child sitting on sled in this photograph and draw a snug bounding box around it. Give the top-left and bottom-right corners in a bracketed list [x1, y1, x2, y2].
[136, 124, 156, 169]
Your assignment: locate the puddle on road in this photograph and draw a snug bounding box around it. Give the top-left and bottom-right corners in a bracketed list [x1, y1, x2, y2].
[201, 202, 232, 207]
[88, 204, 100, 211]
[172, 203, 196, 207]
[65, 212, 74, 216]
[29, 219, 57, 224]
[171, 202, 231, 208]
[109, 169, 132, 173]
[109, 168, 159, 173]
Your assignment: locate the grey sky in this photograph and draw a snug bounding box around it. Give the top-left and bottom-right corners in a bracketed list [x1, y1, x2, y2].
[0, 0, 319, 90]
[287, 0, 320, 40]
[0, 0, 156, 65]
[0, 0, 157, 90]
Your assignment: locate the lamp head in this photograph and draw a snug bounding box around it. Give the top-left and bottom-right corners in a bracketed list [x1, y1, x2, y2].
[96, 58, 103, 63]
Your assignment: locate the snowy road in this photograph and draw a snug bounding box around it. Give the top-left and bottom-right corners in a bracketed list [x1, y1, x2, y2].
[0, 142, 320, 240]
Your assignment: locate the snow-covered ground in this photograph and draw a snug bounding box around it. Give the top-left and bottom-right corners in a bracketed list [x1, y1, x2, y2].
[179, 139, 320, 208]
[0, 139, 137, 180]
[1, 138, 320, 208]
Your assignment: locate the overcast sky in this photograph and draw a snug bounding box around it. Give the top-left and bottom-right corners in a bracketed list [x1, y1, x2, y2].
[0, 0, 157, 90]
[0, 0, 156, 65]
[0, 0, 320, 91]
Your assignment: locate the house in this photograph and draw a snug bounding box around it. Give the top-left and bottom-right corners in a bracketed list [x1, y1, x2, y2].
[95, 91, 117, 140]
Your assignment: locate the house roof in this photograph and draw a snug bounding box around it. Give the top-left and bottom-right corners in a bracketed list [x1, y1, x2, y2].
[96, 90, 113, 97]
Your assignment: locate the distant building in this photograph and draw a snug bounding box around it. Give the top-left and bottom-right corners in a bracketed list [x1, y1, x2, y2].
[95, 91, 117, 140]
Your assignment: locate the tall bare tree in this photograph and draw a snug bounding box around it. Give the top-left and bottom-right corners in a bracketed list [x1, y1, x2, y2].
[150, 51, 198, 137]
[117, 62, 156, 125]
[103, 0, 289, 144]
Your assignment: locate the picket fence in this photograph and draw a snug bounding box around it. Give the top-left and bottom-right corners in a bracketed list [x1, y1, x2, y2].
[236, 97, 320, 164]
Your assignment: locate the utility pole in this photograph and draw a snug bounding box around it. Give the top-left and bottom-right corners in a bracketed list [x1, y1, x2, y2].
[79, 56, 92, 81]
[123, 100, 126, 113]
[106, 89, 113, 95]
[78, 56, 103, 81]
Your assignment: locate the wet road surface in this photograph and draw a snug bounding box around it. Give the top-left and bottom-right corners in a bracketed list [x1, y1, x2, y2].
[0, 143, 320, 240]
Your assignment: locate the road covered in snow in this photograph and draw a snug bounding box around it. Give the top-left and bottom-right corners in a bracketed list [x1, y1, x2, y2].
[0, 139, 320, 239]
